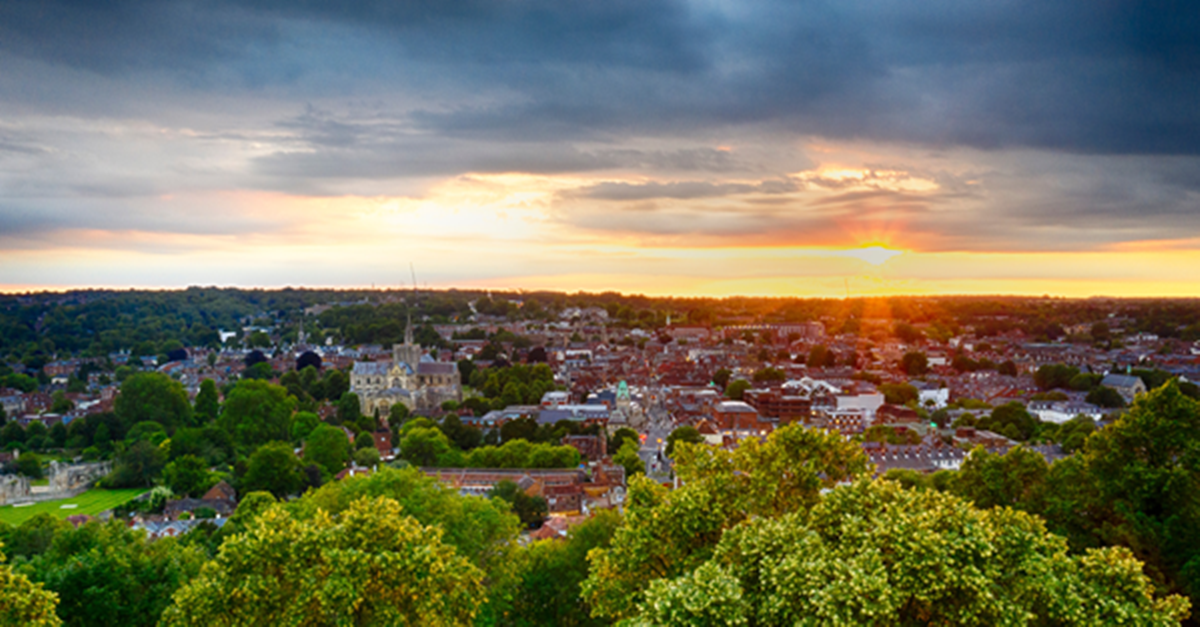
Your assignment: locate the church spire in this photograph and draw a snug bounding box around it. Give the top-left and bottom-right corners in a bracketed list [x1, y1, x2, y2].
[405, 310, 414, 346]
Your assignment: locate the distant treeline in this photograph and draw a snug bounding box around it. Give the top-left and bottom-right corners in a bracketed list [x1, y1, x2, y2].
[4, 288, 1200, 371]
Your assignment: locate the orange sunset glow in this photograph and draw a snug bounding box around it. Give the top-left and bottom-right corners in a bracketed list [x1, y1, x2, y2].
[0, 2, 1197, 298]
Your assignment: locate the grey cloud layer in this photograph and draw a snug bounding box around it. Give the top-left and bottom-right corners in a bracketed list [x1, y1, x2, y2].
[2, 0, 1198, 153]
[1, 0, 1198, 256]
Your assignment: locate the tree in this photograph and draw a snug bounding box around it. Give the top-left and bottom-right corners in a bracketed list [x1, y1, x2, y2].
[879, 382, 919, 406]
[218, 380, 296, 451]
[280, 466, 521, 620]
[665, 425, 704, 458]
[900, 350, 929, 376]
[584, 424, 871, 620]
[954, 445, 1049, 511]
[115, 373, 193, 433]
[15, 521, 205, 627]
[290, 411, 320, 444]
[489, 479, 548, 529]
[751, 367, 785, 383]
[193, 379, 219, 424]
[1034, 363, 1080, 391]
[304, 424, 351, 479]
[160, 497, 486, 627]
[401, 427, 453, 467]
[509, 510, 621, 627]
[1083, 381, 1200, 605]
[608, 427, 639, 455]
[0, 542, 61, 626]
[47, 423, 67, 449]
[321, 369, 350, 401]
[1086, 385, 1126, 408]
[15, 452, 43, 479]
[807, 345, 836, 368]
[354, 446, 381, 468]
[296, 350, 321, 371]
[1057, 414, 1096, 454]
[336, 392, 362, 426]
[711, 368, 732, 389]
[978, 401, 1039, 442]
[104, 440, 166, 488]
[162, 455, 215, 498]
[613, 440, 645, 479]
[629, 480, 1189, 626]
[240, 441, 305, 499]
[725, 379, 751, 401]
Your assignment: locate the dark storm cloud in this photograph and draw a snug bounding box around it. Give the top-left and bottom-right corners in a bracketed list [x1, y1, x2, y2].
[2, 0, 1198, 155]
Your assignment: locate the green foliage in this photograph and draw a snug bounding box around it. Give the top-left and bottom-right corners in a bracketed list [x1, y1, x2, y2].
[283, 467, 521, 620]
[489, 479, 548, 529]
[15, 451, 43, 479]
[1035, 363, 1081, 391]
[977, 401, 1039, 441]
[161, 497, 485, 626]
[289, 411, 320, 444]
[0, 541, 61, 627]
[476, 363, 558, 406]
[509, 510, 621, 627]
[1082, 381, 1200, 606]
[955, 445, 1049, 510]
[218, 380, 296, 451]
[193, 379, 219, 423]
[879, 382, 919, 406]
[711, 368, 732, 389]
[1086, 384, 1126, 408]
[584, 424, 870, 620]
[16, 521, 205, 627]
[613, 440, 645, 479]
[862, 424, 921, 445]
[241, 441, 305, 499]
[104, 440, 167, 488]
[665, 425, 704, 458]
[162, 455, 215, 498]
[1057, 414, 1096, 453]
[303, 424, 351, 478]
[631, 480, 1190, 626]
[115, 373, 193, 433]
[751, 366, 785, 383]
[724, 379, 751, 400]
[354, 446, 381, 468]
[900, 350, 929, 376]
[400, 426, 452, 467]
[609, 427, 639, 455]
[460, 438, 582, 469]
[806, 344, 836, 368]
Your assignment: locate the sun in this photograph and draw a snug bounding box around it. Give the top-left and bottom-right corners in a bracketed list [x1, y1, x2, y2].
[839, 245, 904, 266]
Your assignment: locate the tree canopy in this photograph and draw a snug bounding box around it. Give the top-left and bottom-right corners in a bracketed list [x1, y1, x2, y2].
[161, 497, 485, 626]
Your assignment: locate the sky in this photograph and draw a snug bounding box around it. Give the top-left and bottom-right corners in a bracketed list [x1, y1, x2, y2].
[2, 0, 1199, 297]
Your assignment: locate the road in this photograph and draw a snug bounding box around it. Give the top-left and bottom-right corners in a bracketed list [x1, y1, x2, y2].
[638, 387, 675, 482]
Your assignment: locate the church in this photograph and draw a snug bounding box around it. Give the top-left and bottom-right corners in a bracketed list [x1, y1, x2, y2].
[350, 317, 462, 416]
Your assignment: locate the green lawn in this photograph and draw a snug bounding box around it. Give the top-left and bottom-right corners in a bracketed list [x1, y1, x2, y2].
[0, 489, 147, 526]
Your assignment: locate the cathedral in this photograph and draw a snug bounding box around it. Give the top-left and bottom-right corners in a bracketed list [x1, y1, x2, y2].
[350, 317, 461, 416]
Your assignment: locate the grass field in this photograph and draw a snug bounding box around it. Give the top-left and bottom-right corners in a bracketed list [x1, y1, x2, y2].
[0, 489, 147, 526]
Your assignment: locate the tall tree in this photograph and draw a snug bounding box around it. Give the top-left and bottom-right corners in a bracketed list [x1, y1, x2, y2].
[0, 542, 61, 626]
[160, 497, 485, 626]
[193, 379, 219, 424]
[240, 441, 305, 499]
[304, 424, 351, 479]
[115, 373, 193, 433]
[632, 480, 1189, 626]
[218, 380, 296, 451]
[585, 424, 870, 620]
